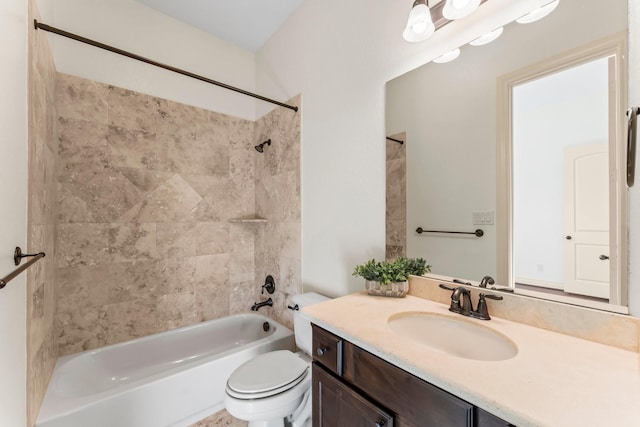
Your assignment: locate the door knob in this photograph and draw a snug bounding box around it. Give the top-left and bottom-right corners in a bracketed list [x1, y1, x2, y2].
[565, 235, 572, 240]
[599, 255, 610, 260]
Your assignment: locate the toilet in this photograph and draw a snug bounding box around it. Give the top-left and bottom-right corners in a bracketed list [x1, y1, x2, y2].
[224, 292, 329, 427]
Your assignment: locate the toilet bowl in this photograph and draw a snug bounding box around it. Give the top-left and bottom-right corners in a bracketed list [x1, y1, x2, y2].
[224, 292, 329, 427]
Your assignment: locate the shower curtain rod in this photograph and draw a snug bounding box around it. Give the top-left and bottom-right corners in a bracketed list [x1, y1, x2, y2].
[34, 20, 299, 112]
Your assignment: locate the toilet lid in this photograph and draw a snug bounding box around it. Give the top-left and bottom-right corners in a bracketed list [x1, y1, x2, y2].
[227, 350, 309, 395]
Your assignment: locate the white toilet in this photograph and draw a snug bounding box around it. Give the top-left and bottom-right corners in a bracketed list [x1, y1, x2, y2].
[224, 292, 328, 427]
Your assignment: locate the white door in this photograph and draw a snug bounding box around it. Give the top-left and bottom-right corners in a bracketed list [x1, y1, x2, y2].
[563, 143, 610, 298]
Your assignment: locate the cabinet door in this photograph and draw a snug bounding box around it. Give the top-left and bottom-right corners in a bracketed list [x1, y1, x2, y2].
[343, 342, 473, 427]
[313, 363, 393, 427]
[475, 408, 514, 427]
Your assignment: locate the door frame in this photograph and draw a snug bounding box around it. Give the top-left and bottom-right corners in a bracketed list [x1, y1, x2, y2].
[496, 32, 628, 310]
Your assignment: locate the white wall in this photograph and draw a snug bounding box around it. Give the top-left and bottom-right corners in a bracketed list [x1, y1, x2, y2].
[0, 0, 28, 424]
[255, 0, 549, 297]
[37, 0, 257, 120]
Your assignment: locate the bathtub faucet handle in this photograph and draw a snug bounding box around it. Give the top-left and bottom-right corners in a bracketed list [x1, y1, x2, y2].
[262, 275, 276, 295]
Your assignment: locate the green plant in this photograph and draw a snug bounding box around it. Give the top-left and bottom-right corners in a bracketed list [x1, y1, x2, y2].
[352, 257, 430, 285]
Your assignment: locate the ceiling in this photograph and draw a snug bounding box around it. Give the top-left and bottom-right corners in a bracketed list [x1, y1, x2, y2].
[133, 0, 305, 52]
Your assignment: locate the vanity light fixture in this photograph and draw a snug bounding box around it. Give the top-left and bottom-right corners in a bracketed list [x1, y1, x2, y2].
[516, 0, 560, 24]
[442, 0, 481, 20]
[403, 0, 435, 42]
[433, 48, 461, 63]
[469, 26, 504, 46]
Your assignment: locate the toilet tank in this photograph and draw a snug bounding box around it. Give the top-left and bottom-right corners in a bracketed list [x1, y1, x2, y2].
[292, 292, 329, 355]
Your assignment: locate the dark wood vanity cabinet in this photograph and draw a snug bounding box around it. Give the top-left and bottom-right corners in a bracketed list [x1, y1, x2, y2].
[312, 325, 514, 427]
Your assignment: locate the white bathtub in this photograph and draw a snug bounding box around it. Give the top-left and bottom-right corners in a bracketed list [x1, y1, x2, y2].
[36, 313, 294, 427]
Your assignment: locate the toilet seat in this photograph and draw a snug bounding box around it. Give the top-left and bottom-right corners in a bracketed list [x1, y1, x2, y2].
[226, 350, 309, 399]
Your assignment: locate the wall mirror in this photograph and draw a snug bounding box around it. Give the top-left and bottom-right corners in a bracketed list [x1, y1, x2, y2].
[385, 0, 629, 313]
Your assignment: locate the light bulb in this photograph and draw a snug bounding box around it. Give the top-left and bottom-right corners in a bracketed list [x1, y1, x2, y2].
[442, 0, 481, 20]
[469, 27, 504, 46]
[516, 0, 559, 24]
[403, 2, 435, 42]
[433, 48, 461, 64]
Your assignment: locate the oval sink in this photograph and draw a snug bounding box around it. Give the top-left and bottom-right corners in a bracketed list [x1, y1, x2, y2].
[388, 312, 518, 361]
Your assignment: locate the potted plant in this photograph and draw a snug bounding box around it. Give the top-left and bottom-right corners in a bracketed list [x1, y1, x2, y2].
[352, 257, 430, 297]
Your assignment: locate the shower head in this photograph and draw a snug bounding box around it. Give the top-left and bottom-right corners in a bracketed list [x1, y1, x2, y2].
[255, 139, 271, 153]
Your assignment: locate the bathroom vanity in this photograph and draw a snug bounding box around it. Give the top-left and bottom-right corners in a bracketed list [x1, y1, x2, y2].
[312, 325, 510, 426]
[303, 291, 640, 427]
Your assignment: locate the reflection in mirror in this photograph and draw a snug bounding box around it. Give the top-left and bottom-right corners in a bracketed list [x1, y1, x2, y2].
[385, 0, 629, 312]
[507, 46, 625, 306]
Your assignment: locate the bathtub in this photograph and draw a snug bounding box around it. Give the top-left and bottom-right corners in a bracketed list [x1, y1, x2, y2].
[36, 313, 294, 427]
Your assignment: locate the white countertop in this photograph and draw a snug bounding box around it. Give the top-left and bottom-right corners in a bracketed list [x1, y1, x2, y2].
[302, 292, 640, 427]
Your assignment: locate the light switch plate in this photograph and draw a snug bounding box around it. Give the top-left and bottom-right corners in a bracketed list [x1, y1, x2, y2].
[472, 211, 495, 225]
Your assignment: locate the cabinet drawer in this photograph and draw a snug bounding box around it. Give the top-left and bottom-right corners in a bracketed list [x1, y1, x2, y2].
[343, 341, 473, 427]
[312, 325, 343, 376]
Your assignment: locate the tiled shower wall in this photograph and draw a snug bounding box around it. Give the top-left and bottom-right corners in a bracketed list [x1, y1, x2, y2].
[54, 73, 302, 357]
[27, 0, 59, 424]
[386, 132, 406, 260]
[255, 96, 302, 328]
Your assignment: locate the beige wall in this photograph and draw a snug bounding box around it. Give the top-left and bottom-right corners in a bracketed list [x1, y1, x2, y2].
[27, 0, 59, 425]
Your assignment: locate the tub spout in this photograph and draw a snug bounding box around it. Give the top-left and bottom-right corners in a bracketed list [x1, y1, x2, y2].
[251, 298, 273, 311]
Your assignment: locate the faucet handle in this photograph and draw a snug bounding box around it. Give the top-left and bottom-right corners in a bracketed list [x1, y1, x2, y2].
[439, 283, 456, 291]
[470, 293, 502, 320]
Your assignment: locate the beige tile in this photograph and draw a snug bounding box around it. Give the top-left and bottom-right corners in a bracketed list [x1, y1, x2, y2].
[107, 125, 166, 171]
[155, 256, 197, 295]
[190, 409, 247, 427]
[161, 133, 227, 176]
[229, 281, 259, 315]
[57, 223, 111, 267]
[108, 223, 158, 263]
[104, 261, 162, 305]
[56, 73, 109, 124]
[195, 287, 231, 322]
[157, 222, 197, 258]
[58, 168, 143, 223]
[196, 254, 230, 289]
[196, 222, 230, 255]
[255, 171, 300, 221]
[230, 250, 254, 283]
[155, 98, 198, 140]
[57, 117, 110, 175]
[104, 298, 159, 345]
[56, 306, 109, 355]
[156, 292, 198, 330]
[107, 85, 163, 133]
[120, 174, 202, 223]
[56, 264, 111, 311]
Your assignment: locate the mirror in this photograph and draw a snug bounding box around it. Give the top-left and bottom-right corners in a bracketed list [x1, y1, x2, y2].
[385, 0, 629, 311]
